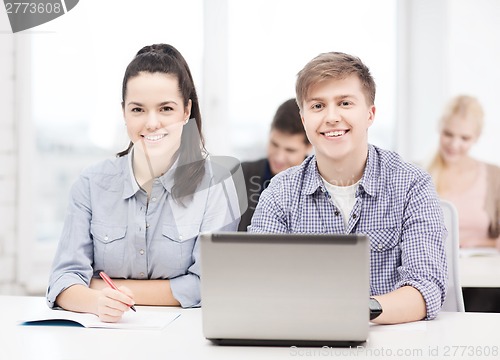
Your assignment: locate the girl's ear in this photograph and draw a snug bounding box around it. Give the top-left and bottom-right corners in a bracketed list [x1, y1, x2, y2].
[185, 99, 192, 120]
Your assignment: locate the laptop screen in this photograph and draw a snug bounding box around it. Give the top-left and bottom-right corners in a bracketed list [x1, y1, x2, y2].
[200, 232, 370, 346]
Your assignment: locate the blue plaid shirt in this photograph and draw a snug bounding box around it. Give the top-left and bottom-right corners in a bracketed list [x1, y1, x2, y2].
[249, 144, 447, 320]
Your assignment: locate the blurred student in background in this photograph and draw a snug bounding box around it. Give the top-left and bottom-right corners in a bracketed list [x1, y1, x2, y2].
[428, 95, 500, 249]
[238, 98, 312, 231]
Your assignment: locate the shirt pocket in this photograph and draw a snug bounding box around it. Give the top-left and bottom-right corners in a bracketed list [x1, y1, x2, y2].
[160, 223, 200, 270]
[91, 222, 128, 275]
[363, 227, 400, 253]
[361, 227, 401, 294]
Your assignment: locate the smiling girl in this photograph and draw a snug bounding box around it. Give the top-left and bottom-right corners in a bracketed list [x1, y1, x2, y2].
[46, 44, 240, 322]
[428, 95, 500, 249]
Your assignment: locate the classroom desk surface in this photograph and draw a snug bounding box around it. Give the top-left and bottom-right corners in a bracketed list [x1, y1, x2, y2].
[459, 249, 500, 288]
[2, 296, 500, 360]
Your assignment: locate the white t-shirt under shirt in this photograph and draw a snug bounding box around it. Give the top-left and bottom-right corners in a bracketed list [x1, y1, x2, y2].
[321, 177, 359, 231]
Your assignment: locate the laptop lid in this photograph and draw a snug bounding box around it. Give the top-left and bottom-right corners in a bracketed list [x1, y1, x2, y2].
[200, 232, 370, 347]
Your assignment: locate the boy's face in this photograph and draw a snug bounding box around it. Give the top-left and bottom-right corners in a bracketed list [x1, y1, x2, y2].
[300, 75, 375, 166]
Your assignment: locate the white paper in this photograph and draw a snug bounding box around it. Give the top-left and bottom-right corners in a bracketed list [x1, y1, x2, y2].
[460, 248, 500, 258]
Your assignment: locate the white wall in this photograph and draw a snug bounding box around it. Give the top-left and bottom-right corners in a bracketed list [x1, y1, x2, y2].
[396, 0, 449, 163]
[447, 0, 500, 165]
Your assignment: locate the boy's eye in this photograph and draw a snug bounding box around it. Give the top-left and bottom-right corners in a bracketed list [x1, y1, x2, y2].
[312, 103, 323, 110]
[341, 101, 351, 106]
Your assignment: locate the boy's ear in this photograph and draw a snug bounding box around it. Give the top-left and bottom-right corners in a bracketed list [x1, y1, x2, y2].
[367, 105, 376, 127]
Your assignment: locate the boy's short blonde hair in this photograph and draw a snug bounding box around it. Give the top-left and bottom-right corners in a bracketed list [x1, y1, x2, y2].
[295, 52, 376, 111]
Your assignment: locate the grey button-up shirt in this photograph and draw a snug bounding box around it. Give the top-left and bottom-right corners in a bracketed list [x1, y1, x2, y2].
[47, 153, 240, 308]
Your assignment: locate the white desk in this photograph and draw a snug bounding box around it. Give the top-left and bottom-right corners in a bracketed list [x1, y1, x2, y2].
[2, 296, 500, 360]
[459, 249, 500, 288]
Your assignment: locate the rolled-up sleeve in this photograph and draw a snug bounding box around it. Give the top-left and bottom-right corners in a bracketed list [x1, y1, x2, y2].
[397, 174, 448, 320]
[169, 234, 201, 308]
[46, 172, 94, 308]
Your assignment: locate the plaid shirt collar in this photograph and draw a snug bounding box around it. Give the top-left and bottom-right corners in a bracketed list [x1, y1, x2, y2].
[302, 144, 379, 199]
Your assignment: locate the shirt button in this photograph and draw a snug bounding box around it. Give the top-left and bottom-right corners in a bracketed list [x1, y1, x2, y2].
[352, 214, 358, 219]
[104, 235, 109, 241]
[179, 234, 183, 240]
[334, 211, 340, 216]
[154, 179, 160, 184]
[139, 249, 145, 255]
[151, 197, 157, 202]
[146, 223, 150, 228]
[378, 244, 384, 250]
[140, 272, 145, 277]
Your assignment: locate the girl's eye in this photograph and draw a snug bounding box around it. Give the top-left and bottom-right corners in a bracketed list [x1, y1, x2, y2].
[160, 106, 173, 112]
[131, 107, 143, 113]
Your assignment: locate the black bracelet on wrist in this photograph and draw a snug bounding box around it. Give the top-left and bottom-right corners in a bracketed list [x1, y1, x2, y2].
[369, 297, 383, 320]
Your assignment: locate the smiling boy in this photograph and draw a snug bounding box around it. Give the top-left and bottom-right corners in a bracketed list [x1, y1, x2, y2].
[249, 52, 447, 324]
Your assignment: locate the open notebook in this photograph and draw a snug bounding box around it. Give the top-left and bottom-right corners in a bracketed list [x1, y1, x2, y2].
[21, 307, 180, 330]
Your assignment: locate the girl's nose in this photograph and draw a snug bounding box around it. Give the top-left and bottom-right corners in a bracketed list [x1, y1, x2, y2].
[145, 113, 161, 131]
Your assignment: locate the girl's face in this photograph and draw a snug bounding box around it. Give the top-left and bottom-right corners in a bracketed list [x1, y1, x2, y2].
[439, 116, 479, 165]
[123, 72, 191, 160]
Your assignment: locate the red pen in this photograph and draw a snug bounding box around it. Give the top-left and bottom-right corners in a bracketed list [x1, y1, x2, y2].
[99, 271, 137, 312]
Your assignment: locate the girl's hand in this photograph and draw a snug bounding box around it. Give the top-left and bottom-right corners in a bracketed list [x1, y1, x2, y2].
[95, 286, 135, 322]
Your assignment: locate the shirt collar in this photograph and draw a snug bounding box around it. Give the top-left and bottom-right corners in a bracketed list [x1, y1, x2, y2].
[122, 152, 139, 199]
[122, 149, 179, 199]
[358, 144, 378, 198]
[302, 144, 379, 198]
[302, 156, 326, 196]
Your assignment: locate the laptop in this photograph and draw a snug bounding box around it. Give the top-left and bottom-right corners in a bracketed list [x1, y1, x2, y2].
[199, 232, 370, 347]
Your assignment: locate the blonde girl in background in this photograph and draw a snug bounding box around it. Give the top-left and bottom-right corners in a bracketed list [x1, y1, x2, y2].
[428, 95, 500, 249]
